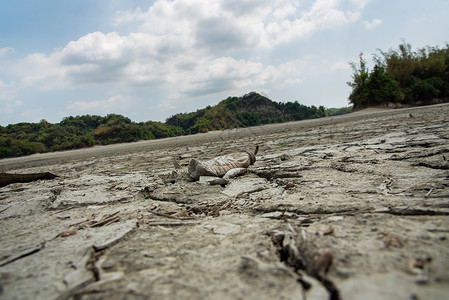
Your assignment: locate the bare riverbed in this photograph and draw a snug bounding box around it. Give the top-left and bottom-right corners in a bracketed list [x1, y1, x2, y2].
[1, 104, 448, 299]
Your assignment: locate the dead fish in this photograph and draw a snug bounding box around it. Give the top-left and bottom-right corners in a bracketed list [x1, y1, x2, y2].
[188, 146, 258, 181]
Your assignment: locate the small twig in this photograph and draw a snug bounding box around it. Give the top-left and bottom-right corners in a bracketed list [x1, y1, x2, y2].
[103, 216, 121, 226]
[51, 206, 75, 215]
[69, 212, 118, 228]
[144, 221, 200, 226]
[172, 158, 182, 169]
[288, 223, 297, 236]
[148, 209, 196, 220]
[218, 201, 232, 211]
[99, 211, 120, 221]
[107, 184, 118, 190]
[90, 216, 121, 227]
[90, 212, 120, 227]
[425, 193, 449, 198]
[212, 201, 232, 216]
[323, 226, 335, 235]
[0, 242, 45, 267]
[156, 225, 172, 231]
[0, 206, 10, 214]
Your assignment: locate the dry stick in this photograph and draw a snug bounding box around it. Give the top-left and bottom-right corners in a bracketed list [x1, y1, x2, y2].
[99, 211, 120, 222]
[147, 209, 196, 220]
[172, 158, 182, 169]
[426, 193, 449, 198]
[288, 223, 298, 236]
[212, 201, 232, 216]
[219, 201, 231, 211]
[144, 221, 200, 226]
[51, 206, 75, 215]
[0, 206, 9, 214]
[90, 216, 121, 227]
[0, 242, 45, 267]
[79, 211, 120, 228]
[69, 216, 96, 227]
[89, 212, 121, 227]
[101, 216, 121, 227]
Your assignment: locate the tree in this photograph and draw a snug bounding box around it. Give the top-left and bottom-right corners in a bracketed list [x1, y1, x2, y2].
[315, 105, 326, 118]
[347, 53, 370, 108]
[409, 76, 444, 102]
[366, 64, 402, 105]
[348, 42, 449, 109]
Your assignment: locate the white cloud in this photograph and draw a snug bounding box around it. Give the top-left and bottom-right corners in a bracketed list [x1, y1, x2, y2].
[60, 32, 126, 64]
[20, 107, 46, 123]
[157, 102, 176, 111]
[0, 47, 14, 57]
[113, 7, 146, 26]
[67, 94, 138, 114]
[4, 0, 368, 120]
[331, 60, 351, 71]
[176, 56, 267, 97]
[0, 80, 22, 115]
[363, 18, 383, 29]
[16, 53, 65, 89]
[115, 0, 366, 50]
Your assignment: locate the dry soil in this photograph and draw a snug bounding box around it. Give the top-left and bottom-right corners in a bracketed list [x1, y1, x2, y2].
[1, 104, 448, 300]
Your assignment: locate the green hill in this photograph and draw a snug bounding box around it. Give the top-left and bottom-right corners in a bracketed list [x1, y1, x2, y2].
[166, 92, 347, 133]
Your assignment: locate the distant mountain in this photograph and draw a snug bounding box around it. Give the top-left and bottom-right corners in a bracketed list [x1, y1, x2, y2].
[166, 92, 348, 133]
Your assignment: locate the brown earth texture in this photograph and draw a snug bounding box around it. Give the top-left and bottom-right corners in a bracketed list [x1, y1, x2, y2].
[1, 104, 449, 300]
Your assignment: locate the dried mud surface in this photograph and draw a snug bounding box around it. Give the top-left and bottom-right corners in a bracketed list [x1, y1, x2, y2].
[1, 104, 448, 300]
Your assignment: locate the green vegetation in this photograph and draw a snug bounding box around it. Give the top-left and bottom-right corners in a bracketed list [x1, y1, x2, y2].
[166, 92, 350, 133]
[0, 92, 350, 159]
[348, 42, 449, 109]
[0, 114, 180, 159]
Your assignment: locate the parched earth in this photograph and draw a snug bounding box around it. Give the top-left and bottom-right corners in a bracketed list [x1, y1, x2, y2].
[1, 104, 448, 300]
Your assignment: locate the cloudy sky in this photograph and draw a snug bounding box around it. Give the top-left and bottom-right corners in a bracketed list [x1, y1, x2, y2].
[1, 0, 448, 125]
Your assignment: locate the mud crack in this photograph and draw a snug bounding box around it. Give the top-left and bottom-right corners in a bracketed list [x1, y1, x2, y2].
[271, 230, 341, 300]
[56, 222, 139, 299]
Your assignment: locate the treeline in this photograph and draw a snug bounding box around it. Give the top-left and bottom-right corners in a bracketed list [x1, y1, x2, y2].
[0, 115, 179, 158]
[348, 42, 449, 109]
[0, 92, 350, 159]
[166, 92, 350, 134]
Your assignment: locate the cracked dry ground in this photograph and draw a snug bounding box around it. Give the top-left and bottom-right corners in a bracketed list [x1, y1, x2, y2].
[1, 104, 449, 300]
